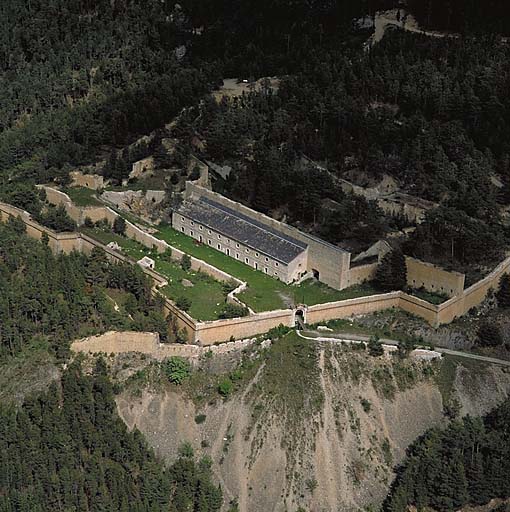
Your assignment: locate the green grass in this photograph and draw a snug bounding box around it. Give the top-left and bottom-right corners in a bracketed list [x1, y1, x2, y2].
[409, 288, 449, 305]
[157, 225, 378, 312]
[81, 227, 227, 321]
[62, 187, 102, 206]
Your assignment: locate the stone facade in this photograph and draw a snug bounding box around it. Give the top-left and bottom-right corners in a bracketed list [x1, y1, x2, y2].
[172, 210, 307, 283]
[69, 171, 104, 190]
[183, 182, 353, 289]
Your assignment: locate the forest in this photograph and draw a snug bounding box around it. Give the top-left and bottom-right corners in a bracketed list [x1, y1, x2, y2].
[0, 359, 222, 511]
[1, 1, 510, 510]
[0, 218, 168, 361]
[384, 396, 510, 511]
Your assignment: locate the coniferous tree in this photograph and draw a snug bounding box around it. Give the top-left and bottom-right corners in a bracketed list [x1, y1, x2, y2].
[496, 274, 510, 308]
[374, 249, 408, 292]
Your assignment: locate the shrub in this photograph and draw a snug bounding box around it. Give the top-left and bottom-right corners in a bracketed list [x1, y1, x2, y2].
[84, 216, 94, 228]
[176, 328, 189, 344]
[162, 357, 190, 384]
[195, 414, 207, 424]
[176, 296, 192, 312]
[360, 398, 371, 413]
[218, 378, 233, 397]
[181, 253, 192, 271]
[222, 279, 238, 295]
[218, 303, 248, 319]
[368, 335, 384, 357]
[178, 441, 194, 458]
[477, 321, 503, 347]
[113, 216, 126, 235]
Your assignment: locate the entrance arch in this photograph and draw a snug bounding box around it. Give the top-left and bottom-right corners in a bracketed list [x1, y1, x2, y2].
[294, 306, 307, 329]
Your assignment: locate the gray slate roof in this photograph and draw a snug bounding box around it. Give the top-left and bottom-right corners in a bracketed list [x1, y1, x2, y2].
[176, 197, 307, 264]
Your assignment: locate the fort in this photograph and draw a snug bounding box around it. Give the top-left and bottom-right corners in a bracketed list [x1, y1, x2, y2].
[2, 182, 509, 346]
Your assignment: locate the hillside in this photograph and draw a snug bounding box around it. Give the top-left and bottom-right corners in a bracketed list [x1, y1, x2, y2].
[116, 334, 510, 511]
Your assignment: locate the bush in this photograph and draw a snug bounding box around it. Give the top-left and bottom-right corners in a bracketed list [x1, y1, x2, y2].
[218, 303, 248, 319]
[496, 274, 510, 308]
[181, 253, 192, 271]
[218, 378, 233, 397]
[84, 216, 94, 228]
[222, 279, 238, 295]
[477, 321, 503, 347]
[368, 335, 384, 357]
[195, 414, 207, 424]
[113, 216, 126, 235]
[176, 296, 192, 312]
[360, 398, 372, 413]
[162, 357, 190, 384]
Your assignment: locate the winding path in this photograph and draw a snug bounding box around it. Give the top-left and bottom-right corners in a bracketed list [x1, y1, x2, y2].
[296, 330, 510, 367]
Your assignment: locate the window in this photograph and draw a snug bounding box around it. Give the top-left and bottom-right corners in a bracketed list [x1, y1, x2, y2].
[246, 248, 250, 253]
[265, 257, 269, 262]
[245, 257, 249, 263]
[190, 230, 194, 236]
[236, 243, 240, 248]
[181, 216, 185, 222]
[181, 227, 185, 232]
[199, 235, 203, 242]
[274, 272, 278, 276]
[227, 239, 230, 244]
[236, 253, 240, 259]
[199, 225, 203, 230]
[191, 221, 194, 226]
[218, 234, 221, 239]
[275, 262, 279, 267]
[255, 252, 259, 257]
[264, 267, 268, 274]
[217, 244, 221, 250]
[208, 230, 211, 234]
[208, 239, 212, 245]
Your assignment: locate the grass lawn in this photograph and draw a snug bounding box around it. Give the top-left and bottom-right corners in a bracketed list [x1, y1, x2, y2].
[409, 288, 449, 305]
[157, 224, 379, 312]
[81, 227, 227, 321]
[62, 187, 102, 206]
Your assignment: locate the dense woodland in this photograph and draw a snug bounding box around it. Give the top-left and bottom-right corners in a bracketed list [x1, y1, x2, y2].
[2, 1, 510, 510]
[0, 218, 168, 361]
[0, 360, 222, 511]
[385, 396, 510, 511]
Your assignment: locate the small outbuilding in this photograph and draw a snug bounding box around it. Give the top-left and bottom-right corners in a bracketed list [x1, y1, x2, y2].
[137, 256, 155, 270]
[107, 241, 122, 252]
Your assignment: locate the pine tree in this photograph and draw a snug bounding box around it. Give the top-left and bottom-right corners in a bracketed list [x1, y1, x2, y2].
[496, 274, 510, 308]
[374, 249, 408, 292]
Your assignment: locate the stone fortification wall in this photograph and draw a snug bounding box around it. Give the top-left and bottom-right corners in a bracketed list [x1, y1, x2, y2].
[184, 182, 351, 290]
[307, 292, 401, 324]
[3, 197, 510, 342]
[343, 262, 378, 287]
[69, 171, 104, 190]
[406, 256, 465, 298]
[39, 186, 117, 225]
[195, 309, 294, 345]
[71, 330, 270, 360]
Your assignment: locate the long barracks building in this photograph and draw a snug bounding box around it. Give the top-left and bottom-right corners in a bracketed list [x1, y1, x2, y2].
[172, 183, 358, 289]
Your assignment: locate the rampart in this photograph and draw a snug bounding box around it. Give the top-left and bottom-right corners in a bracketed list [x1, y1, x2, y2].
[71, 330, 270, 360]
[406, 256, 465, 298]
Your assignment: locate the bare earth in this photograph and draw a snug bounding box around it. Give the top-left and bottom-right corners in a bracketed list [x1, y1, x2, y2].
[117, 347, 510, 512]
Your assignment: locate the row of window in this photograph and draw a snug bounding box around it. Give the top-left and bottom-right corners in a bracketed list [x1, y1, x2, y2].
[180, 219, 278, 266]
[179, 224, 282, 277]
